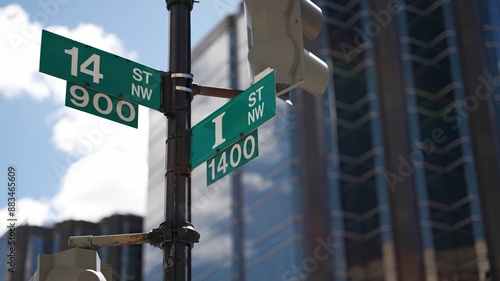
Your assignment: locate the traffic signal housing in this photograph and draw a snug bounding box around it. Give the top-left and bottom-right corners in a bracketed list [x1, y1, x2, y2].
[29, 248, 112, 281]
[245, 0, 329, 97]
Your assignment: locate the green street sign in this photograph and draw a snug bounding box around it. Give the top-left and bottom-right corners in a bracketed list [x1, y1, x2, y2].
[40, 30, 161, 110]
[191, 69, 276, 168]
[207, 130, 258, 185]
[65, 82, 139, 128]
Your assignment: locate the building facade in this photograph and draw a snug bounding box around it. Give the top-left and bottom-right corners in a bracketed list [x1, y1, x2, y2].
[0, 214, 143, 281]
[322, 0, 500, 280]
[144, 0, 500, 280]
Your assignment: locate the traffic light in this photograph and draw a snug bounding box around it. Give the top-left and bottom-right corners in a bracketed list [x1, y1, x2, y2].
[244, 0, 329, 97]
[29, 248, 112, 281]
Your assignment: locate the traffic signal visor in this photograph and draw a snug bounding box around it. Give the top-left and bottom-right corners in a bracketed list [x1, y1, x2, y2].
[29, 248, 112, 281]
[245, 0, 329, 97]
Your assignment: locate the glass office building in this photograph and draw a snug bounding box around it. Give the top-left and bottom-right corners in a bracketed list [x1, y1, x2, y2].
[144, 1, 500, 280]
[321, 0, 500, 280]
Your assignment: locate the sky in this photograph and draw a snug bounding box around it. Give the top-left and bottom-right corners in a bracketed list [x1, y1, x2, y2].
[0, 0, 242, 232]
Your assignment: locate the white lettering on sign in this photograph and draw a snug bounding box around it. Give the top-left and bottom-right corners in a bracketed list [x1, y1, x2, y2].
[207, 133, 257, 181]
[248, 86, 263, 107]
[248, 85, 265, 125]
[132, 68, 152, 84]
[117, 101, 136, 122]
[248, 104, 265, 125]
[69, 84, 89, 107]
[131, 84, 153, 100]
[64, 47, 104, 84]
[212, 112, 226, 149]
[68, 84, 136, 123]
[93, 93, 113, 115]
[131, 68, 153, 101]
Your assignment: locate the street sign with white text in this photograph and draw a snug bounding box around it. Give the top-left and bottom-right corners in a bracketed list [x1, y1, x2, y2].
[191, 69, 276, 168]
[206, 130, 259, 185]
[40, 30, 161, 110]
[65, 82, 139, 128]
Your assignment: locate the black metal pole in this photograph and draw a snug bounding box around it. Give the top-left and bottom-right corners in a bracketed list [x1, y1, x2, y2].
[162, 1, 198, 281]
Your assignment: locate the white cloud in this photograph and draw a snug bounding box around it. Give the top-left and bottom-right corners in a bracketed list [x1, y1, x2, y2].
[0, 4, 137, 104]
[0, 4, 49, 101]
[48, 106, 149, 222]
[52, 149, 147, 221]
[49, 106, 148, 157]
[0, 198, 53, 227]
[47, 23, 136, 59]
[242, 172, 269, 192]
[0, 4, 149, 229]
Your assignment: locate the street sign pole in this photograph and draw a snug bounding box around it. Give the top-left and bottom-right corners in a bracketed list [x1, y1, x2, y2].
[161, 1, 199, 281]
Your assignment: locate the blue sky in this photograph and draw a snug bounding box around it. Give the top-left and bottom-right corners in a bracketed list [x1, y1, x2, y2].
[0, 0, 242, 228]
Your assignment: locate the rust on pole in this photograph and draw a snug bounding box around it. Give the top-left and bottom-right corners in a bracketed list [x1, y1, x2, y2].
[68, 233, 153, 249]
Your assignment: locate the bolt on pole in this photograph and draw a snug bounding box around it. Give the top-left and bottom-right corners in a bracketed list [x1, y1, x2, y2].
[161, 0, 199, 281]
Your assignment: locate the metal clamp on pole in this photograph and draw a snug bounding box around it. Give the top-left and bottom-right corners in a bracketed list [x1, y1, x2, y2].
[161, 72, 194, 115]
[150, 221, 199, 249]
[171, 72, 194, 96]
[177, 223, 200, 249]
[150, 221, 174, 249]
